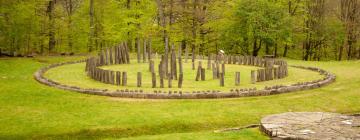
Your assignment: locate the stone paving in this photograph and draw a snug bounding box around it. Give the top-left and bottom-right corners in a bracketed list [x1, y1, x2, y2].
[260, 112, 360, 139]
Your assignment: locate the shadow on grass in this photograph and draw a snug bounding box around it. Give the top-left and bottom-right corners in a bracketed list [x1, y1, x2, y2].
[0, 122, 220, 140]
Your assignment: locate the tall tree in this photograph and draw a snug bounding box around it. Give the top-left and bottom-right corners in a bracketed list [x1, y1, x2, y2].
[303, 0, 325, 61]
[60, 0, 82, 53]
[47, 0, 56, 52]
[339, 0, 359, 60]
[88, 0, 95, 52]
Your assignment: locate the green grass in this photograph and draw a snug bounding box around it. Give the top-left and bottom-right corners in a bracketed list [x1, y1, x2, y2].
[0, 56, 360, 140]
[44, 59, 323, 92]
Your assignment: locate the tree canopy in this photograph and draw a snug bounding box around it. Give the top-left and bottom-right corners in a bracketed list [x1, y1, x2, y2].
[0, 0, 359, 61]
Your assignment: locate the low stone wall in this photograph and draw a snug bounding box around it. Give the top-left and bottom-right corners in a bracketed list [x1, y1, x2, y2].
[34, 61, 335, 99]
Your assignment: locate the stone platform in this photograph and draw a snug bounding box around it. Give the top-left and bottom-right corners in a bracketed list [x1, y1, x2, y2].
[260, 112, 360, 139]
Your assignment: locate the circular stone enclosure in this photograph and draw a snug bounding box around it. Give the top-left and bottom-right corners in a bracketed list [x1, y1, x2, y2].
[35, 59, 335, 99]
[34, 44, 336, 99]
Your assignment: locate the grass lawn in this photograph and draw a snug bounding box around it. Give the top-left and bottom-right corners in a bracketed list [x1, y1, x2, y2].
[44, 59, 323, 92]
[0, 56, 360, 140]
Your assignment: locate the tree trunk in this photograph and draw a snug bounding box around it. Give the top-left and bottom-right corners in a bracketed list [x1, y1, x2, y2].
[126, 0, 133, 52]
[88, 0, 95, 52]
[68, 16, 73, 53]
[283, 44, 288, 57]
[136, 37, 141, 63]
[274, 44, 278, 58]
[347, 39, 353, 60]
[48, 0, 56, 52]
[252, 39, 261, 56]
[265, 43, 270, 55]
[191, 0, 198, 61]
[339, 41, 345, 61]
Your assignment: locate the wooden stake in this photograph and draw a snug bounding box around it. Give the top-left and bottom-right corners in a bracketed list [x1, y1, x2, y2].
[137, 72, 142, 87]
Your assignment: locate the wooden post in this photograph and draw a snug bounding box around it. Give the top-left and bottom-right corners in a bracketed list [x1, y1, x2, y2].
[109, 47, 113, 64]
[207, 54, 211, 70]
[228, 55, 231, 64]
[251, 70, 256, 84]
[152, 72, 156, 88]
[235, 72, 240, 86]
[149, 60, 155, 73]
[178, 73, 183, 88]
[148, 39, 152, 61]
[160, 66, 164, 88]
[222, 63, 225, 75]
[216, 62, 220, 78]
[171, 47, 177, 80]
[104, 49, 109, 65]
[178, 43, 182, 59]
[116, 71, 121, 85]
[137, 72, 142, 87]
[269, 68, 273, 80]
[192, 61, 195, 70]
[261, 69, 266, 81]
[179, 55, 183, 74]
[185, 46, 188, 63]
[125, 42, 130, 63]
[168, 73, 172, 88]
[195, 61, 202, 81]
[201, 68, 206, 81]
[106, 70, 109, 84]
[273, 67, 278, 79]
[212, 63, 217, 79]
[256, 69, 261, 82]
[143, 39, 147, 63]
[220, 72, 225, 87]
[118, 46, 123, 64]
[115, 45, 119, 64]
[137, 38, 141, 63]
[111, 71, 115, 84]
[122, 72, 127, 86]
[158, 63, 162, 79]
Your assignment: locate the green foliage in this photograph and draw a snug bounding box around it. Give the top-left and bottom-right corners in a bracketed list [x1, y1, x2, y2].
[0, 0, 359, 60]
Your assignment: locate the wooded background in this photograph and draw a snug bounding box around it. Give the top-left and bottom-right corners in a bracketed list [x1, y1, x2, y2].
[0, 0, 359, 61]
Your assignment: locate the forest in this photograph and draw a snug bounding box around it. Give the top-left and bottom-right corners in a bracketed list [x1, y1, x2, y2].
[0, 0, 359, 61]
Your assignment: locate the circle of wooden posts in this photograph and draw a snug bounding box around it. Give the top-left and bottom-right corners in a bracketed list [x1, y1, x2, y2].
[36, 59, 335, 99]
[85, 43, 290, 91]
